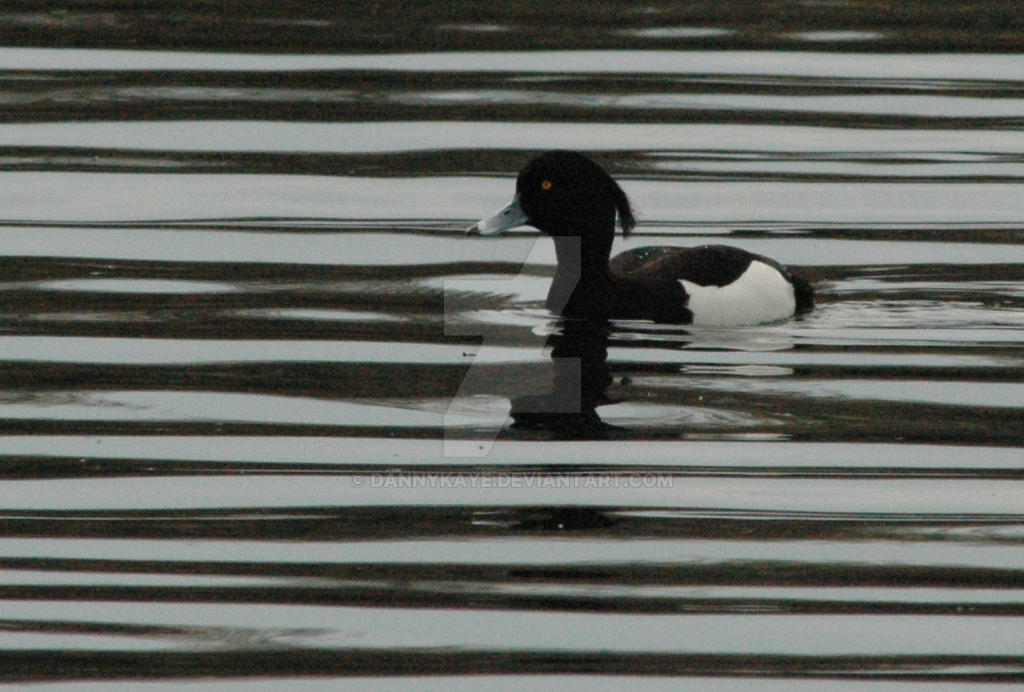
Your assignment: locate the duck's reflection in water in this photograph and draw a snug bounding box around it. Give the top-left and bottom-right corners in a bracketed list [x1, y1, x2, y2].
[510, 319, 615, 437]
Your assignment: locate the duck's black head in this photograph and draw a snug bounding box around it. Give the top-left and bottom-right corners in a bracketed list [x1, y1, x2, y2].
[515, 151, 635, 238]
[467, 150, 635, 240]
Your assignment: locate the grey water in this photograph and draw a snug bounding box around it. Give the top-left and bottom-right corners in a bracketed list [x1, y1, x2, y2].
[0, 3, 1022, 687]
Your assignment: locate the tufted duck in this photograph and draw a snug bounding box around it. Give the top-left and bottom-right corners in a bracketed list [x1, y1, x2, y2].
[467, 150, 813, 325]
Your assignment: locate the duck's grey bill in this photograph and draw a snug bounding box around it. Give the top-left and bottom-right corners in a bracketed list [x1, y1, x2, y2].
[466, 195, 529, 236]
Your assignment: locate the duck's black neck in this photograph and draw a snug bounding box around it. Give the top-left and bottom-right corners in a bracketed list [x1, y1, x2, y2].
[547, 225, 615, 318]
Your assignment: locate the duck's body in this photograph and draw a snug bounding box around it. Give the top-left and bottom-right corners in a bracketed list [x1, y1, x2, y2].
[608, 244, 813, 325]
[467, 150, 813, 325]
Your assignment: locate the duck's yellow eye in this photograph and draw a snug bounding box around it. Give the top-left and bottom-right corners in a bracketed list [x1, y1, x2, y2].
[541, 180, 552, 191]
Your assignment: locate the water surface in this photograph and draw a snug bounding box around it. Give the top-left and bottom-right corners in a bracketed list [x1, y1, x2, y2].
[0, 2, 1022, 687]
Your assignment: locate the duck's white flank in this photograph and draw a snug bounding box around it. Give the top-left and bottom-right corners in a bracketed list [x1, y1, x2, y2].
[680, 260, 796, 326]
